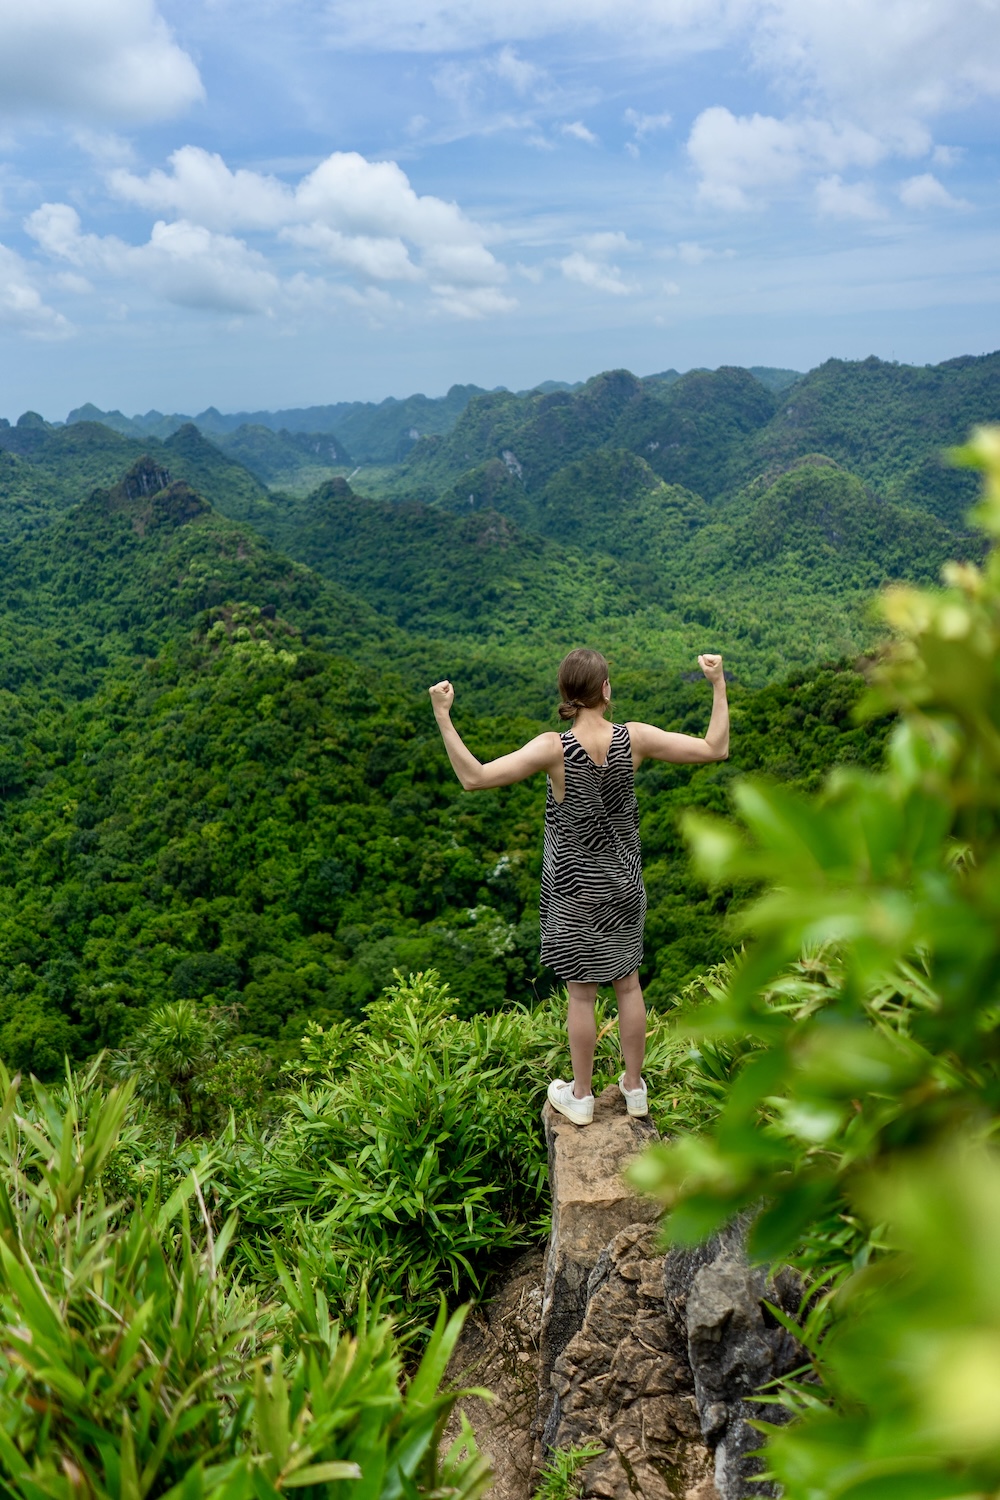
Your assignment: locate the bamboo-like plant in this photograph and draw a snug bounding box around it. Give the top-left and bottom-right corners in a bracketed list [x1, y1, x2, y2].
[0, 1057, 491, 1500]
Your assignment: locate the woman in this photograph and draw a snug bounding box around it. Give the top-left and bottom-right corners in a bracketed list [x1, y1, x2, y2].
[428, 649, 729, 1126]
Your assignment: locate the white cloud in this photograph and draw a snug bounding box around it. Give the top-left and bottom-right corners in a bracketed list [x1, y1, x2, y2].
[28, 144, 515, 324]
[108, 147, 504, 291]
[562, 120, 599, 144]
[0, 0, 202, 124]
[281, 225, 421, 281]
[320, 0, 1000, 193]
[624, 107, 673, 138]
[109, 149, 289, 232]
[492, 46, 546, 95]
[559, 251, 632, 294]
[423, 241, 507, 285]
[72, 129, 137, 166]
[898, 172, 970, 210]
[815, 174, 884, 219]
[320, 0, 1000, 146]
[0, 242, 71, 338]
[580, 231, 636, 255]
[432, 61, 478, 107]
[54, 271, 93, 294]
[431, 285, 518, 318]
[26, 204, 281, 315]
[754, 0, 1000, 134]
[323, 0, 735, 53]
[427, 46, 551, 120]
[662, 240, 736, 263]
[688, 106, 885, 209]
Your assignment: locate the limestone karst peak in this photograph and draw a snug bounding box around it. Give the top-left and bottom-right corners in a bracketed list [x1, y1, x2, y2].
[100, 455, 210, 532]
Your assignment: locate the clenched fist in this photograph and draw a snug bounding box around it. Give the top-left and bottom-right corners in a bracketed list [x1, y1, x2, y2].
[428, 679, 455, 715]
[698, 654, 725, 684]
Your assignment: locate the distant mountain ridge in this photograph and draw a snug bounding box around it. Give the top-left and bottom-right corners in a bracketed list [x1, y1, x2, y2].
[51, 365, 802, 467]
[2, 349, 995, 688]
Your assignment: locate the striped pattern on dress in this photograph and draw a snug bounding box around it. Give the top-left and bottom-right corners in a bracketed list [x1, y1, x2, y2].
[539, 722, 647, 983]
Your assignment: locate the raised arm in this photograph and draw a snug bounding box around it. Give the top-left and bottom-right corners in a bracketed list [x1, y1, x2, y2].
[429, 680, 562, 790]
[628, 654, 730, 767]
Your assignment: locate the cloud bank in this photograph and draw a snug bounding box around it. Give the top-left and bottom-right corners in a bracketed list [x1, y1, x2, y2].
[0, 0, 203, 123]
[26, 147, 515, 321]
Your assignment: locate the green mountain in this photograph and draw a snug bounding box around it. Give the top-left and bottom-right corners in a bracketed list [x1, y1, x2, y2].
[64, 384, 496, 464]
[0, 348, 996, 1077]
[747, 365, 803, 392]
[212, 425, 351, 489]
[393, 369, 648, 502]
[0, 454, 395, 704]
[743, 352, 1000, 525]
[357, 353, 997, 526]
[0, 415, 273, 540]
[382, 363, 781, 504]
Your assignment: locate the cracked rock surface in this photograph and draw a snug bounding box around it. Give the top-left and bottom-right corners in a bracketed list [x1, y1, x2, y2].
[545, 1222, 716, 1500]
[445, 1086, 801, 1500]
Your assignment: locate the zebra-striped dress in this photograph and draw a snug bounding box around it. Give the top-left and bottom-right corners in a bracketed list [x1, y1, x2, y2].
[539, 723, 647, 983]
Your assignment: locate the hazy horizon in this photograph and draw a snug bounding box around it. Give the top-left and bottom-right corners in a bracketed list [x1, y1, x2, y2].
[8, 344, 1000, 430]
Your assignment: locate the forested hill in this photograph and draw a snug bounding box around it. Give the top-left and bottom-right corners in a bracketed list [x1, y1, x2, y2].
[0, 349, 996, 1074]
[383, 351, 1000, 517]
[0, 418, 275, 541]
[245, 353, 993, 687]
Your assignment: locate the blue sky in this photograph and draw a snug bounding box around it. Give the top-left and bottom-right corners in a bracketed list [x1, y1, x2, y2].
[1, 0, 998, 419]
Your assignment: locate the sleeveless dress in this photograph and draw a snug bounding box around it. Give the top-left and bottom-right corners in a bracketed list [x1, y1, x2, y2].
[539, 723, 647, 983]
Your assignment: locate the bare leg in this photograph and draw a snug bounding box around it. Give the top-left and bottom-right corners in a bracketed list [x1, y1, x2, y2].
[612, 971, 646, 1091]
[567, 982, 598, 1098]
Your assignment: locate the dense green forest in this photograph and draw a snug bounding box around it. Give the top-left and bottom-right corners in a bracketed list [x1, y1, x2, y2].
[1, 352, 996, 1070]
[0, 355, 999, 1499]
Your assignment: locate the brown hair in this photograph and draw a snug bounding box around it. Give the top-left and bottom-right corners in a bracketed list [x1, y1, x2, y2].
[557, 648, 610, 722]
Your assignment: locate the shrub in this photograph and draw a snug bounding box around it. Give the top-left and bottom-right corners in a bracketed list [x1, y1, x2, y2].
[0, 1057, 491, 1500]
[218, 969, 709, 1344]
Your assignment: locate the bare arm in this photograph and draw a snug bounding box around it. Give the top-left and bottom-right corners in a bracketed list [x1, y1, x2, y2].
[628, 654, 730, 767]
[429, 680, 562, 790]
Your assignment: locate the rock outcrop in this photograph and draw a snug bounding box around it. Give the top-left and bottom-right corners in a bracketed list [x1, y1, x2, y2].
[543, 1221, 715, 1500]
[663, 1230, 801, 1499]
[446, 1084, 801, 1500]
[535, 1082, 659, 1447]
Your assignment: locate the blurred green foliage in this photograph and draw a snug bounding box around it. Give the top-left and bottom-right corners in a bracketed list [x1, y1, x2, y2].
[630, 427, 1000, 1498]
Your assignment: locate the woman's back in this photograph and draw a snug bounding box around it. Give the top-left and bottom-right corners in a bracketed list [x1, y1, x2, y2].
[540, 722, 646, 984]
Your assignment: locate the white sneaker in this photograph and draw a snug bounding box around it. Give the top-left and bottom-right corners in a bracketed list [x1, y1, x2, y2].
[618, 1074, 649, 1117]
[547, 1079, 594, 1126]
